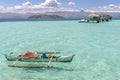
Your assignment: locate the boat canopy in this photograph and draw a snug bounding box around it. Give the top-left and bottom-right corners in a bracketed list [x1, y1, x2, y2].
[19, 51, 38, 59]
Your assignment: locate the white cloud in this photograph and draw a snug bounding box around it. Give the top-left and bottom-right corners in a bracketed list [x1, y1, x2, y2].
[85, 4, 120, 12]
[22, 1, 32, 6]
[0, 6, 5, 11]
[68, 2, 75, 6]
[41, 0, 61, 7]
[0, 0, 79, 13]
[1, 0, 119, 14]
[97, 4, 120, 12]
[0, 0, 62, 13]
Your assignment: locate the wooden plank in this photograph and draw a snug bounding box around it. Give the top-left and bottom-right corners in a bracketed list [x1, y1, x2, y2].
[8, 65, 52, 68]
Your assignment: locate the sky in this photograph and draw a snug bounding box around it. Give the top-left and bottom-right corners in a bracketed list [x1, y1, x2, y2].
[0, 0, 120, 13]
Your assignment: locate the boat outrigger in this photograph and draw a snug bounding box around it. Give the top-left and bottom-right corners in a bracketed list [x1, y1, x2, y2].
[4, 51, 75, 62]
[8, 65, 52, 68]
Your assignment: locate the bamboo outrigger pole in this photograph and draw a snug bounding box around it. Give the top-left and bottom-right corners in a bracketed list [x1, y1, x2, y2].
[47, 55, 54, 67]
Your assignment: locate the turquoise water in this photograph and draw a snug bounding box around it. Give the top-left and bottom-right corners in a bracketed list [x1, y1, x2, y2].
[0, 20, 120, 80]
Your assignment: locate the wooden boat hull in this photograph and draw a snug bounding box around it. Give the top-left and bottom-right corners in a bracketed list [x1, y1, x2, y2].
[4, 54, 75, 62]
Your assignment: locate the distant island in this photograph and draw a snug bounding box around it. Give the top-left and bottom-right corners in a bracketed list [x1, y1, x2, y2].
[29, 14, 64, 18]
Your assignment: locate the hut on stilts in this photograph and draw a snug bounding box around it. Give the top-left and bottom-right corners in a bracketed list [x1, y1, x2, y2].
[87, 13, 101, 23]
[87, 13, 112, 23]
[99, 14, 112, 22]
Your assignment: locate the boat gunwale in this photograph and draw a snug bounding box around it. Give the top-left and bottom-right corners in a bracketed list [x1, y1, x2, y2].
[4, 54, 75, 62]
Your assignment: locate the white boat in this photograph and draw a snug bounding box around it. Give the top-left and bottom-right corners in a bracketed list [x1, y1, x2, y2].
[78, 19, 87, 23]
[6, 51, 75, 68]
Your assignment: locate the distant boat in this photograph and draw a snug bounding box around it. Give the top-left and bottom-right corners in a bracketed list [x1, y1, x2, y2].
[78, 19, 87, 23]
[4, 51, 75, 62]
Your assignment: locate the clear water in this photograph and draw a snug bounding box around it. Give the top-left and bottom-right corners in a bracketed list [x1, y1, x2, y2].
[0, 20, 120, 80]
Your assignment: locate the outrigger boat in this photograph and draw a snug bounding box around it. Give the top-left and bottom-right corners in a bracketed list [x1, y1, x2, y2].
[4, 51, 75, 62]
[6, 51, 75, 68]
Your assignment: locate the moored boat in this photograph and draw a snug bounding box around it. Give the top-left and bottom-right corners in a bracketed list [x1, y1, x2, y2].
[78, 19, 87, 23]
[4, 51, 75, 62]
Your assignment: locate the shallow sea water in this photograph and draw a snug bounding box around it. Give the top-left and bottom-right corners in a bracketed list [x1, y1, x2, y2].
[0, 20, 120, 80]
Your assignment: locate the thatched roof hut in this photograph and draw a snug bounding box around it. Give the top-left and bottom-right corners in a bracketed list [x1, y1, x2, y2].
[99, 14, 112, 21]
[87, 13, 101, 23]
[88, 13, 100, 18]
[86, 13, 112, 23]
